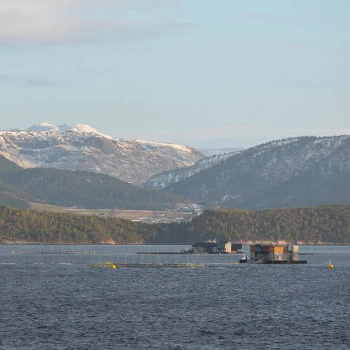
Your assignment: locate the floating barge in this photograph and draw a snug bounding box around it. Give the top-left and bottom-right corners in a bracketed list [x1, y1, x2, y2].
[245, 244, 307, 264]
[137, 241, 243, 255]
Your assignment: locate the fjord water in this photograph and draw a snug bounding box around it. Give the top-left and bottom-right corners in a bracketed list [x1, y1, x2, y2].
[1, 245, 350, 350]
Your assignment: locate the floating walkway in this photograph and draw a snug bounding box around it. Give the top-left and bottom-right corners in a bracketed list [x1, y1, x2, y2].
[12, 250, 94, 255]
[136, 252, 182, 255]
[89, 262, 204, 268]
[136, 251, 217, 255]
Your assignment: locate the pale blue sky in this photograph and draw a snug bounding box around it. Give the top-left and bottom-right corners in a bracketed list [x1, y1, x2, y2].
[1, 0, 349, 148]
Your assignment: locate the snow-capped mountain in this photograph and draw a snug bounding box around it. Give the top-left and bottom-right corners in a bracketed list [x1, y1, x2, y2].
[0, 123, 204, 185]
[151, 136, 350, 209]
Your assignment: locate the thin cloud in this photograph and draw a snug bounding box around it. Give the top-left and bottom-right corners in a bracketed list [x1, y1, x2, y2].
[175, 125, 350, 147]
[0, 74, 58, 87]
[0, 0, 188, 45]
[217, 126, 350, 139]
[277, 128, 350, 137]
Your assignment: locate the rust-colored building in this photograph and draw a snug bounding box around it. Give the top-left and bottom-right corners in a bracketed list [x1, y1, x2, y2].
[249, 244, 306, 264]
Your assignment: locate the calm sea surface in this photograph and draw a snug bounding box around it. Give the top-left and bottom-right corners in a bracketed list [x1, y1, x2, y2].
[1, 244, 350, 350]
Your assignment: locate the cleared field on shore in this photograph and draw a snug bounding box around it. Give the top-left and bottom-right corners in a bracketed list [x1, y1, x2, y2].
[29, 203, 192, 221]
[30, 203, 99, 216]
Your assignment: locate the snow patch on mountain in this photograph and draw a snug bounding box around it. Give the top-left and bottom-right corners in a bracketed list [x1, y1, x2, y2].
[26, 122, 59, 132]
[143, 150, 241, 190]
[26, 123, 112, 139]
[134, 139, 195, 153]
[198, 148, 244, 156]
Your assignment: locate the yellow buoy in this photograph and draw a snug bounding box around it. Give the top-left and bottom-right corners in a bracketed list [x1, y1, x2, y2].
[110, 264, 117, 269]
[232, 262, 237, 265]
[328, 261, 334, 269]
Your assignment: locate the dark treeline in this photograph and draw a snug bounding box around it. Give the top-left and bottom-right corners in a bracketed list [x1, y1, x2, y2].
[167, 205, 350, 244]
[0, 206, 157, 244]
[1, 205, 350, 244]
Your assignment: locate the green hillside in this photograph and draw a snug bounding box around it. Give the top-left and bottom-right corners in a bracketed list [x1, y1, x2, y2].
[1, 205, 350, 244]
[0, 206, 156, 244]
[150, 205, 350, 244]
[197, 206, 350, 243]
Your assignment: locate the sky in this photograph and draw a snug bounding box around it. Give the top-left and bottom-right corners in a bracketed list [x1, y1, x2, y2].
[1, 0, 350, 148]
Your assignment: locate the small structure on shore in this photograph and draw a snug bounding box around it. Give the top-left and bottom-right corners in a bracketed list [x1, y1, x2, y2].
[191, 240, 242, 254]
[248, 244, 307, 264]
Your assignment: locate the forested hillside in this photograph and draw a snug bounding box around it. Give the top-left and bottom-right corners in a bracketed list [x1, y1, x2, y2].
[185, 206, 350, 244]
[0, 156, 33, 208]
[0, 155, 22, 173]
[0, 206, 157, 244]
[1, 205, 350, 244]
[0, 167, 185, 210]
[0, 182, 32, 209]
